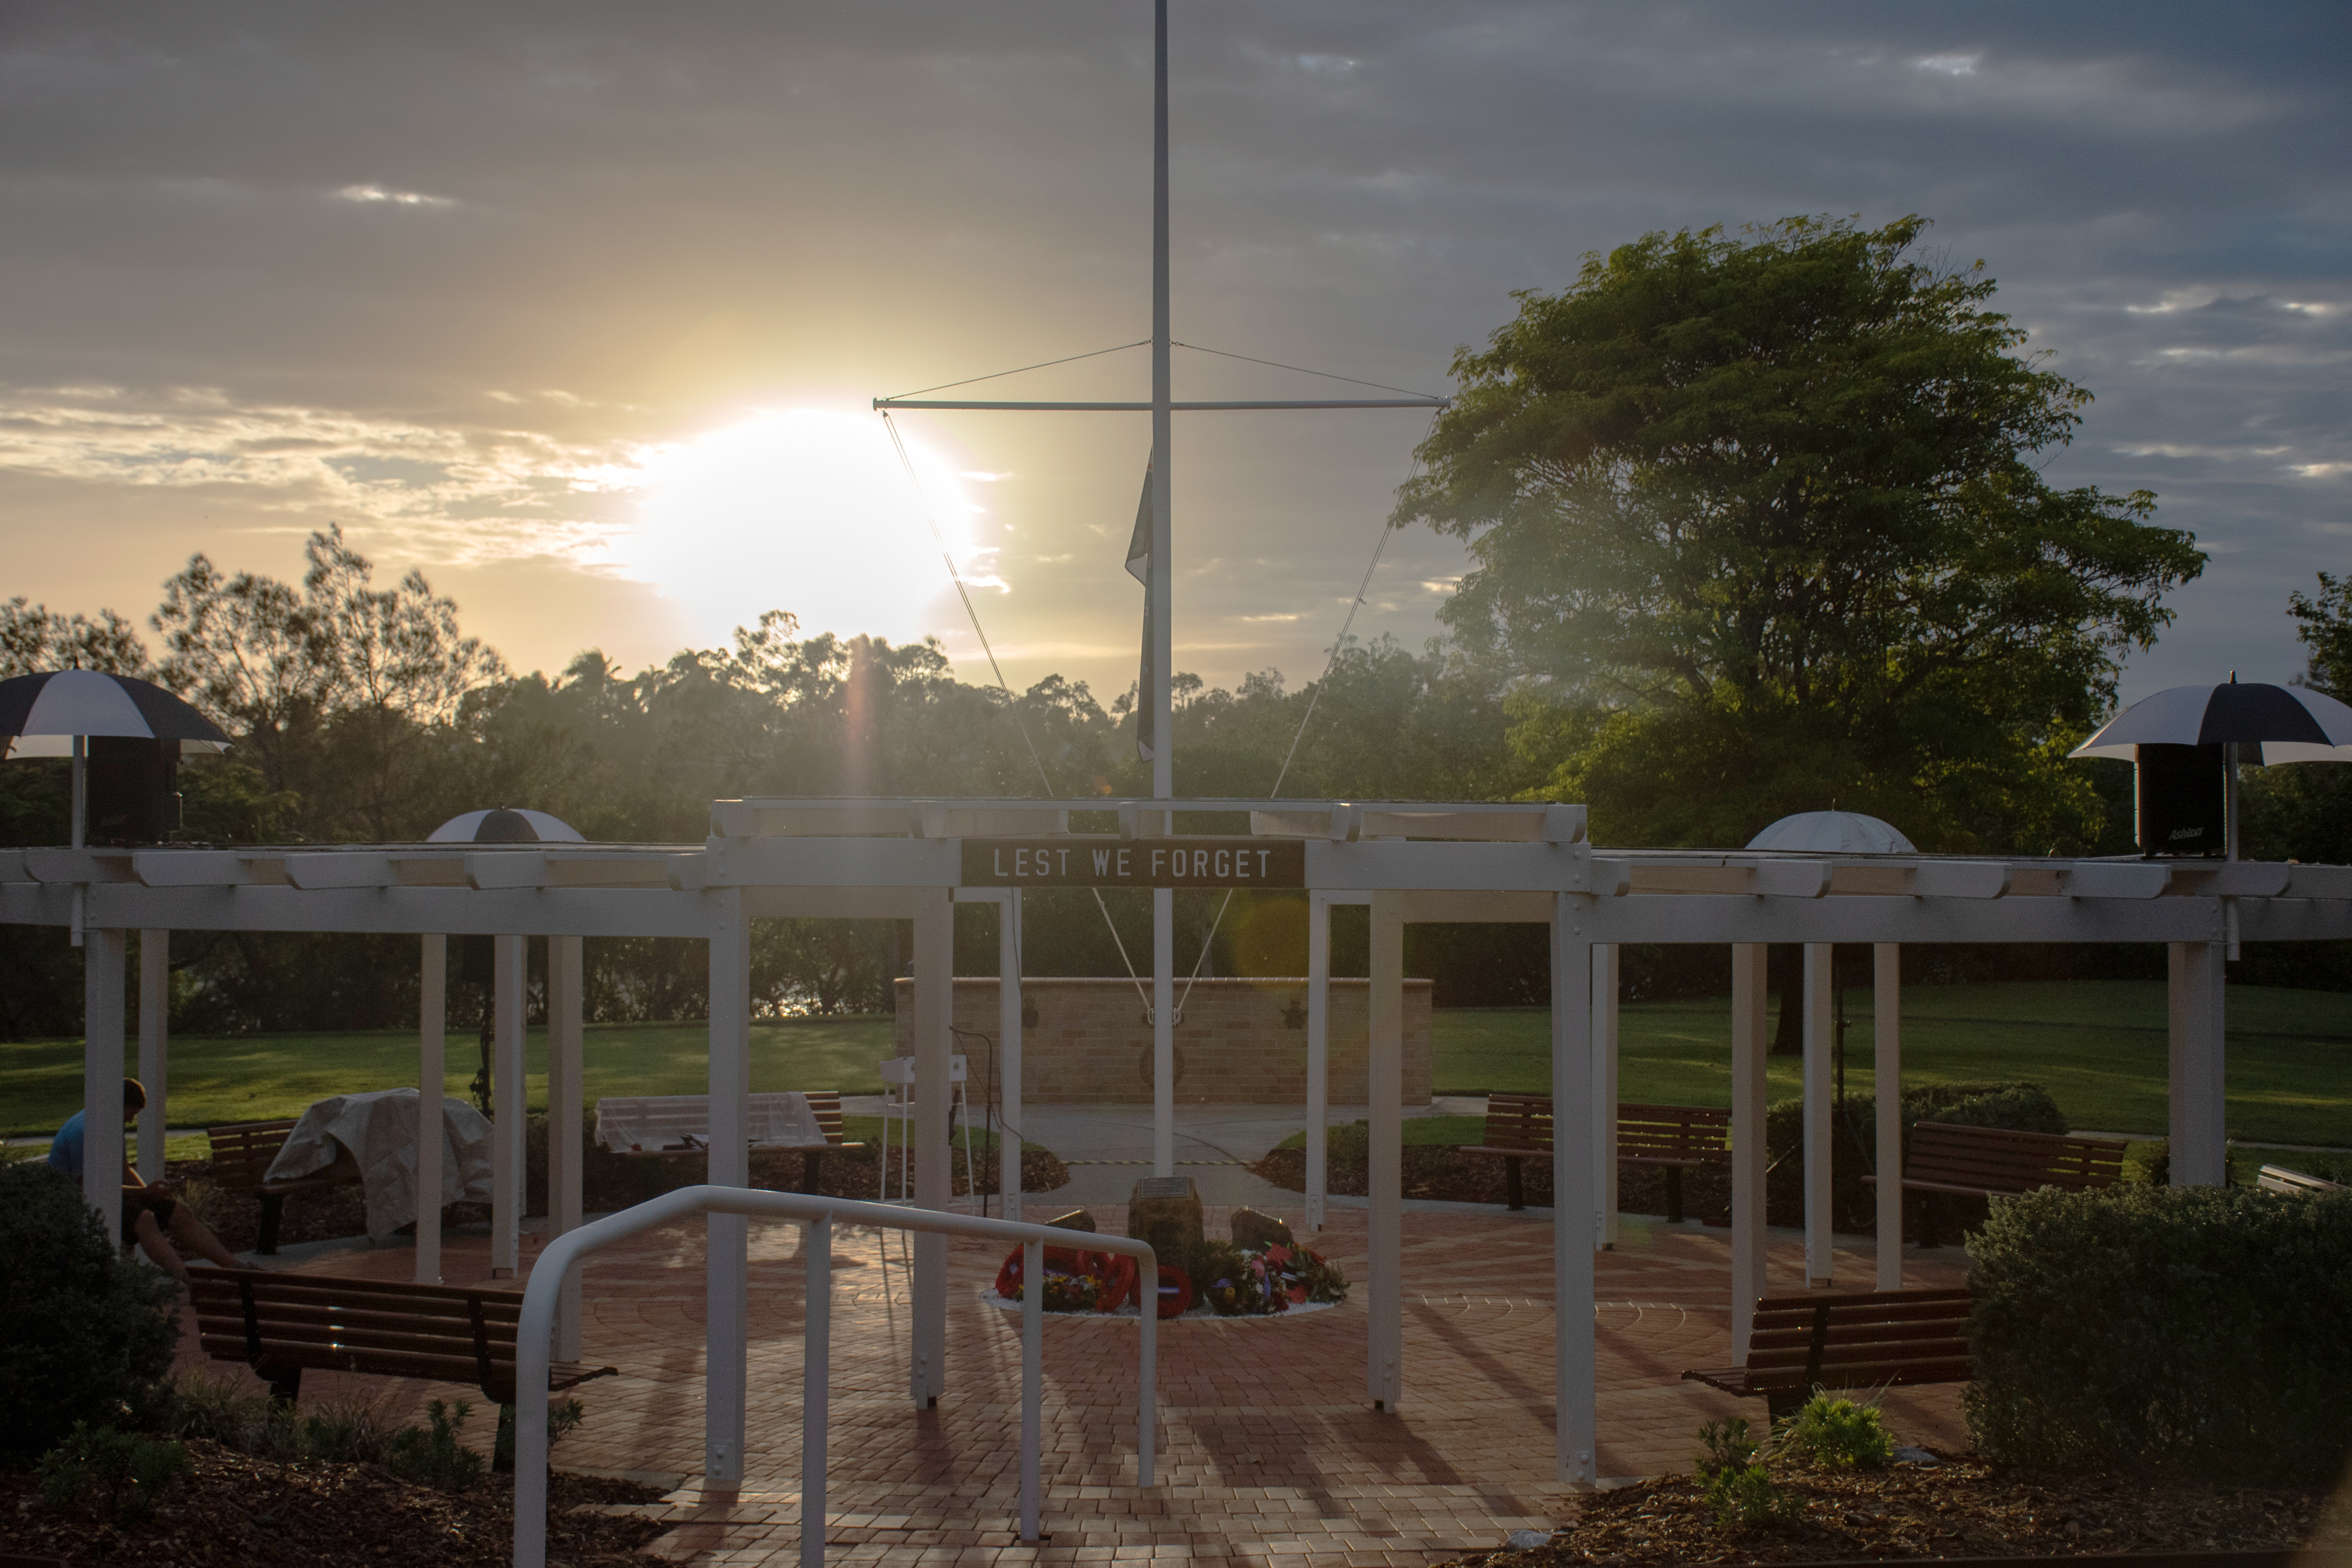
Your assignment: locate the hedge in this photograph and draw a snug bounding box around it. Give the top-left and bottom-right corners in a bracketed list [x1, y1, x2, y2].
[1965, 1183, 2352, 1485]
[0, 1162, 182, 1468]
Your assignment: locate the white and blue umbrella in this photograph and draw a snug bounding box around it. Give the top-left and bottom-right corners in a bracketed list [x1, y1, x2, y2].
[2069, 681, 2352, 764]
[1746, 810, 1916, 855]
[427, 808, 585, 844]
[0, 669, 232, 758]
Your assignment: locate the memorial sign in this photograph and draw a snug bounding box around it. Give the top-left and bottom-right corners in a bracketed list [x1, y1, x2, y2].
[960, 836, 1304, 888]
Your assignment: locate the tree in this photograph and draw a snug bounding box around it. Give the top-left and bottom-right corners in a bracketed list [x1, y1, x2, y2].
[1393, 215, 2205, 852]
[2244, 570, 2352, 875]
[0, 598, 150, 678]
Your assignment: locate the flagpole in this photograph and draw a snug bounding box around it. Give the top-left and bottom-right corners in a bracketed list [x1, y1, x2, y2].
[1148, 0, 1176, 1177]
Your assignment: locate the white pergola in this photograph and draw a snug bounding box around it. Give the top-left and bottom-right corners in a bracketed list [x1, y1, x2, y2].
[7, 797, 2344, 1489]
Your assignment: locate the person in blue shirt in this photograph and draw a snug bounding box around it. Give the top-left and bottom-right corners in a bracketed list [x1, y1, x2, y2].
[51, 1078, 246, 1285]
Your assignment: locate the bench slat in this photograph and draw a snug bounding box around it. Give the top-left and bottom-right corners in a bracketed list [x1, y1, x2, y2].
[1682, 1287, 1973, 1414]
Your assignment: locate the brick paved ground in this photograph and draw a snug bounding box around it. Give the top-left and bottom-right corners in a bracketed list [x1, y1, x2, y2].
[174, 1207, 1967, 1567]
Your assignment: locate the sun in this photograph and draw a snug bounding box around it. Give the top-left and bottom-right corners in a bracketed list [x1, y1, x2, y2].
[617, 409, 992, 649]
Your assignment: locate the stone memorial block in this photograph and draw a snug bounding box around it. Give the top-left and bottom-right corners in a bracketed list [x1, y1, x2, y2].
[1227, 1207, 1294, 1253]
[1127, 1176, 1203, 1263]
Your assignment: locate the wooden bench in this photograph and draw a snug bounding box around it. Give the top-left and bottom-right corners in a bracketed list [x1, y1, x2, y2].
[189, 1266, 616, 1407]
[1462, 1095, 1730, 1217]
[1862, 1120, 2128, 1245]
[593, 1090, 863, 1193]
[1682, 1287, 1972, 1419]
[2259, 1163, 2345, 1196]
[205, 1119, 361, 1256]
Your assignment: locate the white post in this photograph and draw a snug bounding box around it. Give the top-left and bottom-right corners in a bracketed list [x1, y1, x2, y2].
[802, 1212, 831, 1568]
[1873, 944, 1903, 1292]
[1152, 885, 1175, 1176]
[1551, 896, 1596, 1486]
[490, 933, 526, 1278]
[550, 934, 586, 1360]
[2168, 940, 2228, 1186]
[1305, 890, 1330, 1234]
[1803, 943, 1835, 1288]
[1000, 890, 1023, 1224]
[1367, 890, 1404, 1410]
[417, 935, 446, 1285]
[707, 890, 751, 1482]
[1591, 944, 1618, 1249]
[911, 888, 952, 1407]
[83, 926, 127, 1244]
[69, 735, 85, 947]
[1729, 944, 1768, 1356]
[1020, 1236, 1044, 1541]
[136, 930, 168, 1184]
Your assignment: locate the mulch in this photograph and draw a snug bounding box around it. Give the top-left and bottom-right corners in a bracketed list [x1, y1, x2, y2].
[0, 1439, 671, 1567]
[1440, 1450, 2351, 1566]
[1250, 1147, 1732, 1221]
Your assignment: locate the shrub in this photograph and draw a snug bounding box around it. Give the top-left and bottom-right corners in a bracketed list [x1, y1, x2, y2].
[1778, 1394, 1894, 1470]
[162, 1366, 271, 1450]
[493, 1396, 586, 1472]
[36, 1422, 191, 1522]
[386, 1399, 488, 1492]
[1965, 1183, 2352, 1484]
[0, 1162, 182, 1469]
[1693, 1416, 1758, 1479]
[1703, 1463, 1804, 1529]
[272, 1395, 394, 1465]
[1766, 1080, 2065, 1231]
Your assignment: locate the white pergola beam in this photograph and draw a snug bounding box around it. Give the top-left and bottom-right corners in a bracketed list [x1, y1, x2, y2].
[1874, 943, 1903, 1292]
[417, 935, 446, 1285]
[2168, 941, 2228, 1185]
[1551, 895, 1596, 1486]
[707, 888, 751, 1480]
[84, 927, 128, 1246]
[1367, 890, 1405, 1410]
[136, 929, 168, 1184]
[910, 888, 953, 1407]
[1728, 944, 1767, 1356]
[1803, 944, 1835, 1288]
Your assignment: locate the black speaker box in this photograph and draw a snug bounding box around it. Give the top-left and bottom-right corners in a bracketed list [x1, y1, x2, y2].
[2135, 742, 2224, 857]
[85, 736, 180, 845]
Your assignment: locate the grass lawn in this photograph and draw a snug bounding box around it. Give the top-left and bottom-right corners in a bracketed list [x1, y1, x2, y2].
[7, 980, 2349, 1152]
[1434, 980, 2352, 1148]
[0, 1015, 897, 1141]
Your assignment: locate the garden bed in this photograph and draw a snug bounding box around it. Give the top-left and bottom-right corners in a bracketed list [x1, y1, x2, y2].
[1446, 1449, 2350, 1566]
[0, 1438, 669, 1567]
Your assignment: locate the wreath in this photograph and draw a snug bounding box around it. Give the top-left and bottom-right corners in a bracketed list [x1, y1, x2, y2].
[993, 1238, 1345, 1319]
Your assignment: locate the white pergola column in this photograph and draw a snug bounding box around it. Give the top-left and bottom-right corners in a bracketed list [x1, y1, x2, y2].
[999, 890, 1023, 1225]
[1367, 889, 1405, 1410]
[1551, 895, 1596, 1486]
[416, 935, 446, 1285]
[490, 933, 527, 1278]
[1873, 943, 1902, 1292]
[910, 887, 953, 1407]
[1802, 943, 1835, 1288]
[707, 888, 751, 1482]
[1729, 943, 1768, 1356]
[1305, 890, 1331, 1234]
[84, 926, 128, 1246]
[1591, 944, 1618, 1249]
[136, 929, 168, 1184]
[549, 934, 586, 1360]
[1152, 885, 1175, 1177]
[2168, 940, 2228, 1186]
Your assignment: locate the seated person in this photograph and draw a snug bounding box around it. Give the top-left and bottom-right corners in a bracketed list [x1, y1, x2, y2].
[50, 1078, 248, 1284]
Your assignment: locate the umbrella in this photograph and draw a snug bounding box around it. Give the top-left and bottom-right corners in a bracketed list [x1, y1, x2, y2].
[2069, 681, 2352, 764]
[1746, 810, 1916, 855]
[0, 669, 233, 759]
[0, 669, 233, 945]
[427, 807, 585, 844]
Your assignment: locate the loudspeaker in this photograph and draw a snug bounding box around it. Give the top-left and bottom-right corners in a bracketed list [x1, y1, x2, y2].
[2135, 743, 2224, 857]
[457, 933, 498, 987]
[85, 737, 180, 845]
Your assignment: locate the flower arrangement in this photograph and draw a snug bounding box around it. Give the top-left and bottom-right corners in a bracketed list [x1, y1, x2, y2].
[992, 1233, 1348, 1319]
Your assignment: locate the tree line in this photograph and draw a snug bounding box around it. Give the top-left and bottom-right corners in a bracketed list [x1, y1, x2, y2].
[5, 214, 2346, 1039]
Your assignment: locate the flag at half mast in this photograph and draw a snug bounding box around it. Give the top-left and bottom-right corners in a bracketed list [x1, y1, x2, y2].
[1126, 452, 1155, 762]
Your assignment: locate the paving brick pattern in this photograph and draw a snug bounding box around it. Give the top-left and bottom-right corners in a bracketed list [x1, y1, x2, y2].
[179, 1209, 1966, 1567]
[890, 979, 1434, 1106]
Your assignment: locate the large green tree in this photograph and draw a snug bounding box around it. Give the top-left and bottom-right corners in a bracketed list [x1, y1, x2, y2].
[1394, 215, 2205, 852]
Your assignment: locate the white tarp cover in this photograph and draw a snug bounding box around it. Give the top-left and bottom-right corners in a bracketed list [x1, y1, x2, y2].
[262, 1089, 494, 1239]
[594, 1091, 828, 1154]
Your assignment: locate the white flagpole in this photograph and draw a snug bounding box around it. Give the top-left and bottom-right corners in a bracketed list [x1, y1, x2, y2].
[1149, 0, 1176, 1176]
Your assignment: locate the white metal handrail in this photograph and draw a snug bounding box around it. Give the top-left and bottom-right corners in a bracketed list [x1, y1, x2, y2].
[514, 1184, 1159, 1568]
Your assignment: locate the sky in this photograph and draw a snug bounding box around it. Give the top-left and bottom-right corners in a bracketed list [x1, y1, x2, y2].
[1, 1, 2346, 713]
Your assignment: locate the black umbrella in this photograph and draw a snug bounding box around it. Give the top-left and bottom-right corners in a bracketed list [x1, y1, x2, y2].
[2071, 680, 2352, 764]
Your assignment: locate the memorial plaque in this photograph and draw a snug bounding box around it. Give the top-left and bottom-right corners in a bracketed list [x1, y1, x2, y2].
[961, 836, 1304, 888]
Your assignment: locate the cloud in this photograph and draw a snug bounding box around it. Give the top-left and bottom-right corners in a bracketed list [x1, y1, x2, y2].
[333, 183, 455, 207]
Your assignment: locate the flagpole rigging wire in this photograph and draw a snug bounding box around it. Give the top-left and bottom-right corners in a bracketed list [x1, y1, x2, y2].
[882, 341, 1151, 403]
[879, 409, 1157, 1013]
[1171, 341, 1446, 403]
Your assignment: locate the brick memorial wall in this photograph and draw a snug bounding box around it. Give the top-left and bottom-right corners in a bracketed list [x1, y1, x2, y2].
[889, 976, 1433, 1106]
